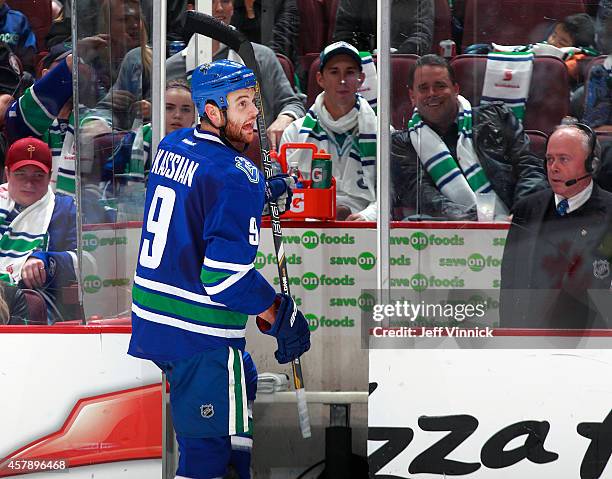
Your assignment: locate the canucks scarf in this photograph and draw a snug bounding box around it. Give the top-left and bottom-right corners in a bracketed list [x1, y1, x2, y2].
[408, 95, 506, 216]
[127, 123, 152, 177]
[0, 184, 55, 284]
[45, 116, 76, 196]
[357, 52, 377, 110]
[482, 50, 534, 120]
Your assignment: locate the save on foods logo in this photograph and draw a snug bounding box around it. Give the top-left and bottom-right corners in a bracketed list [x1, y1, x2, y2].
[439, 253, 502, 272]
[305, 313, 355, 332]
[329, 292, 376, 312]
[407, 232, 464, 251]
[83, 275, 131, 294]
[282, 231, 355, 250]
[82, 233, 128, 252]
[408, 274, 465, 292]
[274, 273, 355, 290]
[330, 252, 376, 271]
[300, 272, 355, 290]
[84, 275, 102, 293]
[254, 252, 302, 270]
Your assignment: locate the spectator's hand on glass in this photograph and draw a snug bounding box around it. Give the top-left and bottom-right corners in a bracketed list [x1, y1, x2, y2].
[76, 34, 110, 63]
[21, 258, 46, 289]
[266, 113, 294, 150]
[131, 99, 152, 120]
[109, 90, 136, 112]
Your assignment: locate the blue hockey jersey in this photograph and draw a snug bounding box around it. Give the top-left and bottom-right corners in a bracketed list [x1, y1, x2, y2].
[128, 128, 276, 361]
[0, 4, 37, 54]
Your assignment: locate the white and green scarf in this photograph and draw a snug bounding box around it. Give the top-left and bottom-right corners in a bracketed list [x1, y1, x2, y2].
[0, 184, 55, 284]
[127, 122, 152, 178]
[408, 95, 507, 216]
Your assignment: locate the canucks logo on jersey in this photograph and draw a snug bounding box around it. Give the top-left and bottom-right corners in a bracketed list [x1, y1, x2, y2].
[235, 156, 259, 183]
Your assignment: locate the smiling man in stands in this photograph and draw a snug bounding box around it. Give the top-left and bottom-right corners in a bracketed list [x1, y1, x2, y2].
[391, 54, 547, 221]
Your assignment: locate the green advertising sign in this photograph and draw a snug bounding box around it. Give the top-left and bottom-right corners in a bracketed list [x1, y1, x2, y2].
[83, 275, 102, 294]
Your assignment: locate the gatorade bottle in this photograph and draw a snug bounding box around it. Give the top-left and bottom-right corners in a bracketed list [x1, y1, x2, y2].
[310, 149, 332, 188]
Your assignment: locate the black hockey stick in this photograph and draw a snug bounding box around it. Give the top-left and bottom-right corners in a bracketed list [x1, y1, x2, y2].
[184, 11, 311, 439]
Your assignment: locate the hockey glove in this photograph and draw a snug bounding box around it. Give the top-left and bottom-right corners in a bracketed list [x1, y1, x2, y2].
[256, 294, 311, 364]
[263, 174, 295, 216]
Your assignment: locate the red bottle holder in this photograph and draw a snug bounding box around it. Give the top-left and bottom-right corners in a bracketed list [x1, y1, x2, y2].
[271, 143, 336, 220]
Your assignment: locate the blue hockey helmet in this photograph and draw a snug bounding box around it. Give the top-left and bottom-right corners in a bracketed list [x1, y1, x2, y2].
[191, 59, 257, 117]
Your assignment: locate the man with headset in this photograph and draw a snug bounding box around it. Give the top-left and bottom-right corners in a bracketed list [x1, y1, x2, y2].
[500, 123, 612, 329]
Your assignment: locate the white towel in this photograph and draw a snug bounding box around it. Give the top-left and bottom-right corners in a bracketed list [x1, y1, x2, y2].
[0, 184, 55, 284]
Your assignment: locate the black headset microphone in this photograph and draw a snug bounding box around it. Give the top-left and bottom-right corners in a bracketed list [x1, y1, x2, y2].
[564, 174, 592, 187]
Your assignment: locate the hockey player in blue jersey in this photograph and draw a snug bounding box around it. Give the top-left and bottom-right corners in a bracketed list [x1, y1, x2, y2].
[127, 59, 311, 479]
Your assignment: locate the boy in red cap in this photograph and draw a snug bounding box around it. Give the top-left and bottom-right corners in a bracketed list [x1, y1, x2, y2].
[5, 137, 52, 208]
[0, 137, 76, 321]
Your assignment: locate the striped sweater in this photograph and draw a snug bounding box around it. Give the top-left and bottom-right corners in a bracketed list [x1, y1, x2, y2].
[6, 58, 82, 196]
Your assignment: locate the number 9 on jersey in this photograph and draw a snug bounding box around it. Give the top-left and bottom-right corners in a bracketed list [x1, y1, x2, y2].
[139, 185, 176, 269]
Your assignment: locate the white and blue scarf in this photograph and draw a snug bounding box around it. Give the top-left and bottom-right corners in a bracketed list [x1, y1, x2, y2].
[482, 50, 534, 120]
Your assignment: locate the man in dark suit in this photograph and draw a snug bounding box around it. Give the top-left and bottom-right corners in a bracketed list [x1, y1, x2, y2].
[500, 124, 612, 329]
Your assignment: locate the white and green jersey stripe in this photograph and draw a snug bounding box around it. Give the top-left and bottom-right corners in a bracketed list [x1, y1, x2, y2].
[132, 275, 248, 338]
[227, 347, 249, 435]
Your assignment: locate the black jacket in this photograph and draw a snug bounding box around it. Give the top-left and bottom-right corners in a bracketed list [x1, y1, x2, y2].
[231, 0, 299, 62]
[0, 282, 29, 325]
[333, 0, 434, 54]
[391, 102, 548, 220]
[500, 185, 612, 329]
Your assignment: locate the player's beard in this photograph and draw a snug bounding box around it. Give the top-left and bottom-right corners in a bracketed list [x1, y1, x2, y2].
[224, 118, 254, 144]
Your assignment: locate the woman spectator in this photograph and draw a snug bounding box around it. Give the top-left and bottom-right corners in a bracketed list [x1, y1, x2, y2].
[86, 12, 151, 131]
[99, 80, 195, 220]
[96, 0, 145, 90]
[100, 79, 195, 183]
